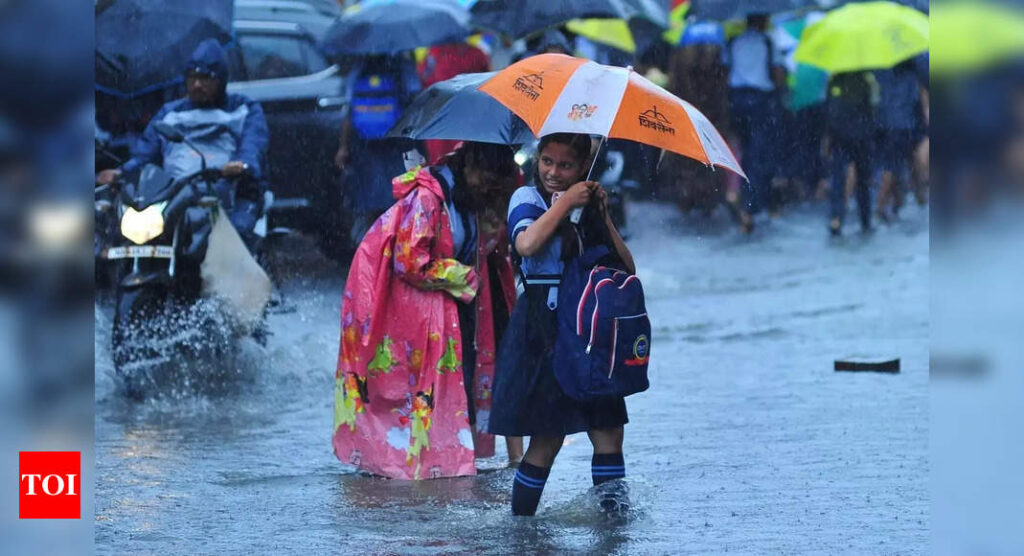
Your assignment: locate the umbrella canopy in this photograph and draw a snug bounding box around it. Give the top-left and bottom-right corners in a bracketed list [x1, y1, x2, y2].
[95, 0, 233, 97]
[320, 0, 472, 57]
[566, 16, 666, 56]
[795, 1, 928, 74]
[479, 54, 745, 178]
[470, 0, 667, 40]
[386, 72, 535, 145]
[565, 19, 638, 54]
[930, 1, 1024, 76]
[689, 0, 819, 21]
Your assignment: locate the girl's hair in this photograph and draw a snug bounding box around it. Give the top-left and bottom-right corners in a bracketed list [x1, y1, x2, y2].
[447, 141, 518, 213]
[537, 133, 592, 170]
[448, 141, 518, 179]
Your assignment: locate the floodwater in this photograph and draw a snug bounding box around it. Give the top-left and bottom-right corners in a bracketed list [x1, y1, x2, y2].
[95, 201, 929, 554]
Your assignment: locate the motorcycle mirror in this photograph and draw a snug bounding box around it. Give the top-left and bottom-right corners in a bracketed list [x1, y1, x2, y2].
[153, 122, 185, 143]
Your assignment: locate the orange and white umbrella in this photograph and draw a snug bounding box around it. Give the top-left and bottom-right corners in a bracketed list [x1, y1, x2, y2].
[479, 53, 745, 179]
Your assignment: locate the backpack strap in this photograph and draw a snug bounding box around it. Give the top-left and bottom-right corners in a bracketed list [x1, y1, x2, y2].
[577, 245, 612, 269]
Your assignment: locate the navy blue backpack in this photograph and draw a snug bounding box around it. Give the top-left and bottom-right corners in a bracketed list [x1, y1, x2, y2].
[350, 72, 402, 140]
[553, 246, 651, 401]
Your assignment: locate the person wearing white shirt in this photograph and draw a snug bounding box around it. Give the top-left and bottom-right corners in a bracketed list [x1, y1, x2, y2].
[726, 13, 787, 232]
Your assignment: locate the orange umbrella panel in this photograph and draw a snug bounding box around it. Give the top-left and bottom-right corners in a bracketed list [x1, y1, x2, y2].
[477, 54, 588, 133]
[610, 73, 742, 178]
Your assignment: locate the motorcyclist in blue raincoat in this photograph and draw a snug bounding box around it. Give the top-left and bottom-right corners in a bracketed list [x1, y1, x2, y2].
[96, 39, 270, 247]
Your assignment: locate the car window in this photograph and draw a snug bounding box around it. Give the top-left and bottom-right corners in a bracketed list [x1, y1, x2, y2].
[238, 34, 309, 80]
[225, 45, 247, 81]
[301, 40, 328, 73]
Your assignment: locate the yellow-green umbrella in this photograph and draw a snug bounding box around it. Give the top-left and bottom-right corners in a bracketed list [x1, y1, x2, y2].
[795, 1, 928, 74]
[930, 1, 1024, 76]
[661, 0, 690, 46]
[566, 18, 636, 53]
[565, 16, 669, 55]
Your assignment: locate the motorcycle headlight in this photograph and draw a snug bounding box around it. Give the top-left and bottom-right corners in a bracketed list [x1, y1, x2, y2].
[120, 202, 167, 245]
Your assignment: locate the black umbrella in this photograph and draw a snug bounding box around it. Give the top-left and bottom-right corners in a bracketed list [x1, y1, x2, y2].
[95, 0, 233, 97]
[689, 0, 820, 21]
[386, 72, 535, 145]
[320, 0, 471, 57]
[470, 0, 667, 40]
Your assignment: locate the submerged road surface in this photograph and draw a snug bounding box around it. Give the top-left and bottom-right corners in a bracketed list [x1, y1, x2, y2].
[96, 201, 928, 554]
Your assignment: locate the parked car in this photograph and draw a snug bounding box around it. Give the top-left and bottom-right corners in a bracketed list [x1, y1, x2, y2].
[225, 18, 351, 257]
[233, 0, 339, 40]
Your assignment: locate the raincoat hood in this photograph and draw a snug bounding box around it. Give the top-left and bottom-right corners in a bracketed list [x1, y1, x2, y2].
[392, 166, 445, 201]
[185, 38, 230, 94]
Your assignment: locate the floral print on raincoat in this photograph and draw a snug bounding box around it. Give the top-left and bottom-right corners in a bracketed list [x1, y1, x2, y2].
[333, 166, 516, 480]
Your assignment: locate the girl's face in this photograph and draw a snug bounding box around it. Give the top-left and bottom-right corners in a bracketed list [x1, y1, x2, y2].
[538, 142, 584, 194]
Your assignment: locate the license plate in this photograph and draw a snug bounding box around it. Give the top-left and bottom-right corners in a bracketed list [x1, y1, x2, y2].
[103, 245, 174, 259]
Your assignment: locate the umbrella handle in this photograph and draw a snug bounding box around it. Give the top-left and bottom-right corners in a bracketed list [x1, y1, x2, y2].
[571, 136, 607, 224]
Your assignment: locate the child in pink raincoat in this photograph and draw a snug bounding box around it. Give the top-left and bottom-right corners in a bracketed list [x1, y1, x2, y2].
[333, 142, 522, 480]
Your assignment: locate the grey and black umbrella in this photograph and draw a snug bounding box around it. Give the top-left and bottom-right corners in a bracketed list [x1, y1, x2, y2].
[387, 72, 535, 145]
[320, 0, 472, 57]
[470, 0, 667, 40]
[689, 0, 822, 21]
[95, 0, 233, 97]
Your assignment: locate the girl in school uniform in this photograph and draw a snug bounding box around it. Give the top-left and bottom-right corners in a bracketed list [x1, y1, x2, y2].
[488, 133, 636, 515]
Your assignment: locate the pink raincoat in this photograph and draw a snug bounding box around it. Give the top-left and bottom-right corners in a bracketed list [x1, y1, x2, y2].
[333, 166, 516, 480]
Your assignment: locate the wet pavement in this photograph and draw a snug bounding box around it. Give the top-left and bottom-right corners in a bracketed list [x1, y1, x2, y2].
[95, 200, 928, 554]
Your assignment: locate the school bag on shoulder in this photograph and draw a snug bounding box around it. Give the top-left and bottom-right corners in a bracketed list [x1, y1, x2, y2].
[553, 245, 651, 401]
[350, 72, 403, 140]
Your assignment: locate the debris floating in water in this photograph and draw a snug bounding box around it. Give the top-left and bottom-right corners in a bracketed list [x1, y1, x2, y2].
[834, 358, 901, 373]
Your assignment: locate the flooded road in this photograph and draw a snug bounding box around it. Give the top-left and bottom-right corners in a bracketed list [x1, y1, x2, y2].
[95, 201, 928, 554]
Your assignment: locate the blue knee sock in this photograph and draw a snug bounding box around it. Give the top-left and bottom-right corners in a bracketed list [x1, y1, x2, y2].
[592, 453, 625, 486]
[512, 461, 549, 516]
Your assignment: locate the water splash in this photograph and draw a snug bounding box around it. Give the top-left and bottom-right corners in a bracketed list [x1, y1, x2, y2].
[102, 296, 263, 400]
[544, 478, 653, 527]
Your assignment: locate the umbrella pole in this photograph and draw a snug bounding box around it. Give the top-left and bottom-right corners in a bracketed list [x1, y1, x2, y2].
[585, 135, 607, 181]
[571, 135, 607, 224]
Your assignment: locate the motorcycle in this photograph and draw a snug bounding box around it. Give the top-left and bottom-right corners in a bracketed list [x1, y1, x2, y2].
[102, 122, 272, 398]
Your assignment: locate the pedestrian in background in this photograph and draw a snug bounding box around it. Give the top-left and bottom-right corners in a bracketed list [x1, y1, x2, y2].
[826, 71, 878, 235]
[334, 52, 424, 244]
[660, 22, 730, 215]
[726, 13, 787, 232]
[873, 59, 927, 221]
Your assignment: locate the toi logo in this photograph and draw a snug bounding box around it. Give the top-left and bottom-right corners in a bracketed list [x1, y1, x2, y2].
[19, 451, 81, 519]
